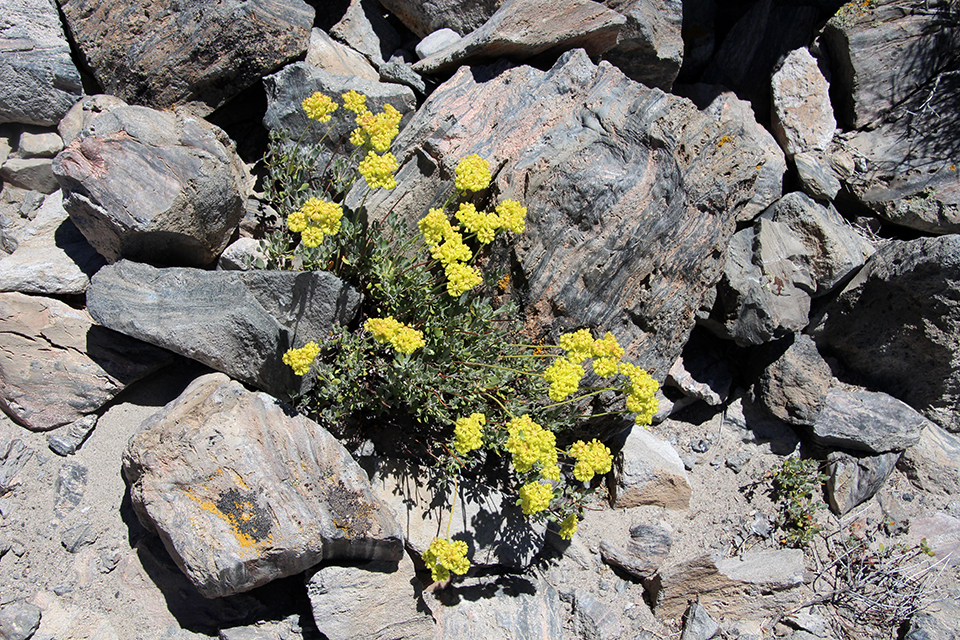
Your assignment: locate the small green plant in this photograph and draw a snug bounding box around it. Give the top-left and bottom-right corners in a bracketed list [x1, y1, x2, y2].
[766, 457, 828, 548]
[257, 90, 661, 582]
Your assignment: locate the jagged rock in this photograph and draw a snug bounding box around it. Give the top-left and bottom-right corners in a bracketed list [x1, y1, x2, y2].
[665, 329, 733, 406]
[898, 423, 960, 495]
[0, 438, 33, 494]
[810, 236, 960, 433]
[57, 0, 314, 116]
[612, 426, 691, 510]
[124, 372, 404, 598]
[724, 394, 801, 456]
[648, 549, 806, 619]
[368, 457, 546, 569]
[905, 599, 960, 640]
[0, 190, 106, 295]
[380, 0, 504, 37]
[0, 602, 42, 640]
[571, 589, 622, 640]
[19, 132, 63, 158]
[217, 238, 266, 271]
[0, 0, 82, 126]
[600, 0, 683, 91]
[681, 602, 719, 640]
[305, 28, 380, 81]
[599, 522, 672, 579]
[825, 450, 900, 515]
[412, 0, 626, 75]
[416, 29, 463, 59]
[52, 105, 250, 267]
[812, 388, 930, 454]
[0, 291, 174, 431]
[57, 95, 128, 146]
[425, 575, 563, 639]
[360, 50, 778, 381]
[87, 260, 360, 398]
[756, 334, 833, 427]
[53, 461, 87, 517]
[47, 414, 97, 456]
[771, 48, 836, 159]
[794, 152, 841, 202]
[908, 514, 960, 567]
[306, 552, 434, 640]
[1, 157, 59, 194]
[330, 0, 403, 68]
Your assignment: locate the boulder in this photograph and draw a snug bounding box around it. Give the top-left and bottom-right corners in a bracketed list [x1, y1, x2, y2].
[898, 423, 960, 495]
[756, 334, 833, 427]
[600, 0, 684, 91]
[826, 450, 900, 515]
[794, 152, 842, 202]
[412, 0, 626, 75]
[124, 372, 404, 598]
[771, 48, 836, 159]
[19, 132, 63, 159]
[812, 388, 930, 454]
[416, 29, 463, 60]
[571, 590, 623, 640]
[358, 49, 779, 380]
[664, 328, 735, 407]
[599, 522, 672, 579]
[57, 95, 128, 146]
[52, 105, 250, 267]
[86, 260, 361, 398]
[0, 157, 59, 194]
[810, 235, 960, 433]
[612, 426, 691, 510]
[0, 0, 82, 126]
[0, 190, 106, 295]
[379, 0, 504, 37]
[330, 0, 403, 68]
[0, 291, 173, 431]
[305, 28, 380, 81]
[56, 0, 315, 115]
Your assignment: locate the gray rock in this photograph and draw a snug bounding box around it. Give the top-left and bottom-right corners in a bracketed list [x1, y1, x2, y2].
[58, 0, 315, 116]
[572, 589, 622, 640]
[905, 599, 960, 640]
[826, 450, 900, 515]
[612, 426, 691, 510]
[425, 575, 563, 639]
[601, 0, 683, 91]
[0, 602, 42, 640]
[0, 0, 82, 126]
[124, 372, 404, 598]
[794, 152, 841, 202]
[756, 334, 834, 427]
[379, 0, 504, 38]
[0, 438, 33, 494]
[412, 0, 626, 75]
[810, 235, 960, 432]
[306, 552, 434, 640]
[217, 238, 266, 271]
[0, 157, 58, 194]
[306, 28, 380, 81]
[57, 95, 128, 147]
[218, 628, 276, 640]
[379, 58, 427, 96]
[60, 521, 98, 553]
[908, 514, 960, 567]
[665, 331, 733, 406]
[416, 29, 463, 60]
[18, 132, 63, 159]
[53, 105, 250, 267]
[771, 48, 836, 159]
[725, 450, 751, 473]
[0, 291, 174, 431]
[898, 423, 960, 495]
[812, 388, 930, 454]
[681, 602, 719, 640]
[53, 461, 87, 517]
[47, 414, 97, 456]
[330, 0, 403, 68]
[87, 260, 360, 398]
[0, 190, 106, 295]
[599, 522, 672, 579]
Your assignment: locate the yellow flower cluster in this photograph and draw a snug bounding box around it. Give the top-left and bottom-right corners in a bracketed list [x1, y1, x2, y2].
[358, 151, 398, 190]
[364, 317, 425, 354]
[418, 207, 483, 298]
[518, 481, 553, 515]
[282, 341, 320, 376]
[287, 197, 344, 248]
[495, 199, 526, 234]
[619, 362, 660, 425]
[342, 90, 366, 114]
[559, 513, 579, 540]
[444, 261, 483, 297]
[422, 538, 470, 583]
[453, 413, 486, 455]
[350, 103, 402, 152]
[454, 154, 491, 192]
[559, 329, 595, 364]
[568, 439, 613, 483]
[302, 92, 338, 122]
[543, 357, 585, 402]
[455, 203, 501, 244]
[504, 415, 560, 480]
[417, 208, 455, 245]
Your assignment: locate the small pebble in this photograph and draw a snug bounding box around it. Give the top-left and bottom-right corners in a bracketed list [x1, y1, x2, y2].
[692, 439, 710, 453]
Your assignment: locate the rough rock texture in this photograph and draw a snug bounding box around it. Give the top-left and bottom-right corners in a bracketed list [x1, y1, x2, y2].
[0, 157, 59, 194]
[330, 0, 403, 68]
[52, 105, 250, 267]
[571, 590, 622, 640]
[600, 0, 684, 91]
[56, 0, 315, 116]
[0, 602, 42, 640]
[612, 426, 691, 509]
[57, 95, 128, 146]
[0, 190, 106, 294]
[599, 522, 672, 579]
[898, 423, 960, 495]
[379, 0, 504, 37]
[771, 48, 836, 159]
[124, 373, 404, 598]
[86, 260, 361, 397]
[412, 0, 626, 75]
[756, 334, 833, 427]
[416, 29, 463, 60]
[812, 387, 930, 454]
[810, 235, 960, 433]
[306, 28, 380, 81]
[306, 552, 433, 640]
[826, 450, 900, 515]
[361, 50, 780, 381]
[0, 292, 173, 431]
[0, 0, 82, 126]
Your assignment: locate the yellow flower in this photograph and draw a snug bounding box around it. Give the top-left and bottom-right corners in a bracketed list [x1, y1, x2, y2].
[282, 342, 320, 376]
[568, 439, 613, 483]
[619, 362, 659, 425]
[358, 151, 398, 190]
[430, 231, 472, 266]
[543, 357, 584, 402]
[422, 538, 470, 583]
[351, 104, 402, 152]
[518, 481, 553, 515]
[559, 329, 595, 364]
[504, 415, 558, 475]
[455, 154, 491, 192]
[443, 261, 482, 297]
[559, 513, 579, 540]
[364, 316, 425, 354]
[286, 210, 308, 233]
[418, 208, 457, 246]
[299, 198, 343, 235]
[300, 225, 325, 247]
[591, 332, 624, 378]
[341, 90, 367, 114]
[455, 202, 500, 244]
[495, 200, 526, 234]
[453, 413, 486, 455]
[302, 92, 338, 122]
